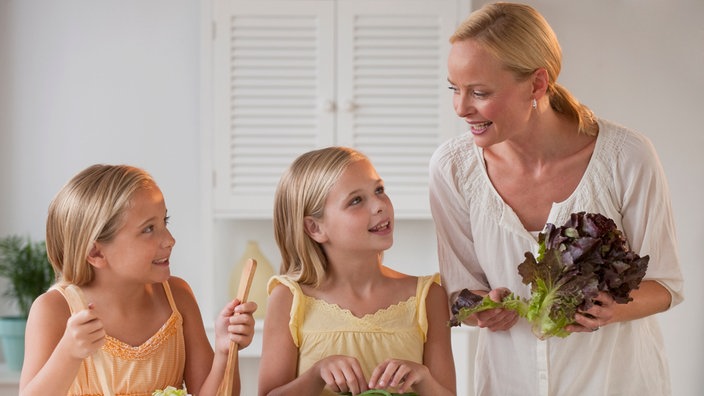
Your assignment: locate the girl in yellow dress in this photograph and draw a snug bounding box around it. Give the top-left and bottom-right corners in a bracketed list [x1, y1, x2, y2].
[20, 164, 257, 396]
[258, 147, 456, 396]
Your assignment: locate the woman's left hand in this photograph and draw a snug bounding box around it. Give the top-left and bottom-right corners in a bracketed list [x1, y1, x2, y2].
[566, 291, 615, 333]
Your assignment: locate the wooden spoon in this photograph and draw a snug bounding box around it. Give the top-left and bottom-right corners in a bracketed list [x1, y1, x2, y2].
[217, 258, 257, 396]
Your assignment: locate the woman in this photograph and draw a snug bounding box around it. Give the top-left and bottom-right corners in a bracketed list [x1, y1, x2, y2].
[429, 3, 683, 395]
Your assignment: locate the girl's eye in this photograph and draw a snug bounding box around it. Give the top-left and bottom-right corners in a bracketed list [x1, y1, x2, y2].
[143, 225, 154, 233]
[375, 186, 385, 195]
[164, 216, 171, 226]
[349, 196, 362, 206]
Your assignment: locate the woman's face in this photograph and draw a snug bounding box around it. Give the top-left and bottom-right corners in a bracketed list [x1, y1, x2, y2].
[447, 39, 535, 147]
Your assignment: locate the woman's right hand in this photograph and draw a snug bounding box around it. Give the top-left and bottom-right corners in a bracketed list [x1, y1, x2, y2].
[62, 304, 106, 359]
[474, 287, 519, 332]
[315, 355, 369, 395]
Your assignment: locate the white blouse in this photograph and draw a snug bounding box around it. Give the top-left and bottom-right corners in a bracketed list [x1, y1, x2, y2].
[429, 118, 684, 396]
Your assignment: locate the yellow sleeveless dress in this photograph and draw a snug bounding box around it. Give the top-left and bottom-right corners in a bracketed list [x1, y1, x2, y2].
[53, 281, 186, 396]
[268, 273, 440, 396]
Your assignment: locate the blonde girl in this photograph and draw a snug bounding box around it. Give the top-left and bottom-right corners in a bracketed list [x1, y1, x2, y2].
[259, 147, 455, 396]
[20, 164, 257, 396]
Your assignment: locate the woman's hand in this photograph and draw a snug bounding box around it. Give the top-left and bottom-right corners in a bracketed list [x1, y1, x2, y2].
[315, 355, 369, 395]
[474, 287, 519, 332]
[567, 291, 615, 333]
[368, 358, 429, 394]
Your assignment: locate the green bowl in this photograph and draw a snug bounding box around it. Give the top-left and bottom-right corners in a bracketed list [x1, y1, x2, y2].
[338, 391, 419, 396]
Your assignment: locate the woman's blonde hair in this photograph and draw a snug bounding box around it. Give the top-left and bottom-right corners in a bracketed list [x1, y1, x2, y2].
[273, 146, 368, 287]
[46, 164, 157, 285]
[452, 2, 597, 135]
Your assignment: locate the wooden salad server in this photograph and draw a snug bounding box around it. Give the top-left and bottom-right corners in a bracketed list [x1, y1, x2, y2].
[217, 258, 257, 396]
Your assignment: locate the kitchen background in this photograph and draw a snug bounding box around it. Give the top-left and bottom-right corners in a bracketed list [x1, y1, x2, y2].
[1, 0, 702, 395]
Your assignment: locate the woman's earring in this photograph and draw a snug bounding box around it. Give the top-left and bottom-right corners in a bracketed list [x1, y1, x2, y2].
[532, 98, 537, 109]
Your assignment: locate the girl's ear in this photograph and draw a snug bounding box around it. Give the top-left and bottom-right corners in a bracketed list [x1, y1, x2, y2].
[86, 242, 107, 268]
[304, 216, 327, 243]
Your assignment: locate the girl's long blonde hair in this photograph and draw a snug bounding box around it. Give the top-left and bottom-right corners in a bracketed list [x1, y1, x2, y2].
[273, 146, 367, 287]
[46, 164, 156, 285]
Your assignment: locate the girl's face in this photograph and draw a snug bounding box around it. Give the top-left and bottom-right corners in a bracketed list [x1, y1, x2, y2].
[95, 186, 175, 283]
[311, 159, 394, 255]
[447, 39, 535, 147]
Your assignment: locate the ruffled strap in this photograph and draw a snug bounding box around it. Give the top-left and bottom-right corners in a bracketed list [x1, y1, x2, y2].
[267, 275, 304, 347]
[416, 273, 441, 342]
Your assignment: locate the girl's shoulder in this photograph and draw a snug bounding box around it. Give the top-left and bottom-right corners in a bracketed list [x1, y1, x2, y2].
[165, 276, 199, 312]
[31, 287, 72, 316]
[166, 275, 192, 294]
[26, 287, 73, 336]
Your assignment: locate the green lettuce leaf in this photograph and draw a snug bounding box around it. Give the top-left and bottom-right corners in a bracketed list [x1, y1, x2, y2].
[449, 212, 649, 340]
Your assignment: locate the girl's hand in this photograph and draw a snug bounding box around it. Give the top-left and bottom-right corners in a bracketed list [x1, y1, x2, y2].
[369, 358, 428, 394]
[62, 304, 105, 360]
[315, 355, 368, 395]
[215, 299, 257, 354]
[567, 291, 615, 333]
[474, 287, 519, 332]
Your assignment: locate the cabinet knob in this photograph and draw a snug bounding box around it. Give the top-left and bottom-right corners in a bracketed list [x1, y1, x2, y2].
[342, 100, 357, 113]
[319, 99, 336, 113]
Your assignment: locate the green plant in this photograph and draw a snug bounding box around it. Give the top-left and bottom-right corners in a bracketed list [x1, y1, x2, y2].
[0, 235, 54, 317]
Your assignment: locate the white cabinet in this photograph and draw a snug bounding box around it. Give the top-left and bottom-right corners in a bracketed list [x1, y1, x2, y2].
[202, 1, 472, 393]
[210, 0, 464, 219]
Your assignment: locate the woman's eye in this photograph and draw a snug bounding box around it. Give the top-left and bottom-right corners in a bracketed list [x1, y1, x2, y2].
[472, 90, 488, 98]
[448, 85, 459, 94]
[375, 186, 385, 195]
[349, 196, 362, 206]
[164, 216, 171, 226]
[143, 225, 154, 233]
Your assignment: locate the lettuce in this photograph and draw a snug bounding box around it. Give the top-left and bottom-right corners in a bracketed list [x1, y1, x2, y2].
[152, 386, 189, 396]
[449, 212, 649, 339]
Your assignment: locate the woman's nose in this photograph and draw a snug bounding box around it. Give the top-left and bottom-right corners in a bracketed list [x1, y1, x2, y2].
[454, 93, 475, 117]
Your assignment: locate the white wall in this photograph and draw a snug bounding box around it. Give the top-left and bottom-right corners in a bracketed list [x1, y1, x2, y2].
[0, 0, 203, 310]
[1, 1, 702, 395]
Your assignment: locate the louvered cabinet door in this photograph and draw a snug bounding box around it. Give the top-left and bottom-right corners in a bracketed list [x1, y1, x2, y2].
[336, 0, 459, 218]
[212, 1, 335, 217]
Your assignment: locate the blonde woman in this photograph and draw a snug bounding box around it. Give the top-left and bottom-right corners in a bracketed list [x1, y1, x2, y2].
[431, 3, 684, 395]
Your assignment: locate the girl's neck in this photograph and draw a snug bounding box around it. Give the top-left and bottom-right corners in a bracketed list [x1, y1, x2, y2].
[82, 277, 160, 313]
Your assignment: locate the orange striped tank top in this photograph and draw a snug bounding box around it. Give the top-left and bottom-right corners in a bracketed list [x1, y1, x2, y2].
[54, 281, 186, 396]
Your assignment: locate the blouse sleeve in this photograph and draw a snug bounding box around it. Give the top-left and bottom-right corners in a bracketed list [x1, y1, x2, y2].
[614, 129, 684, 307]
[429, 140, 490, 304]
